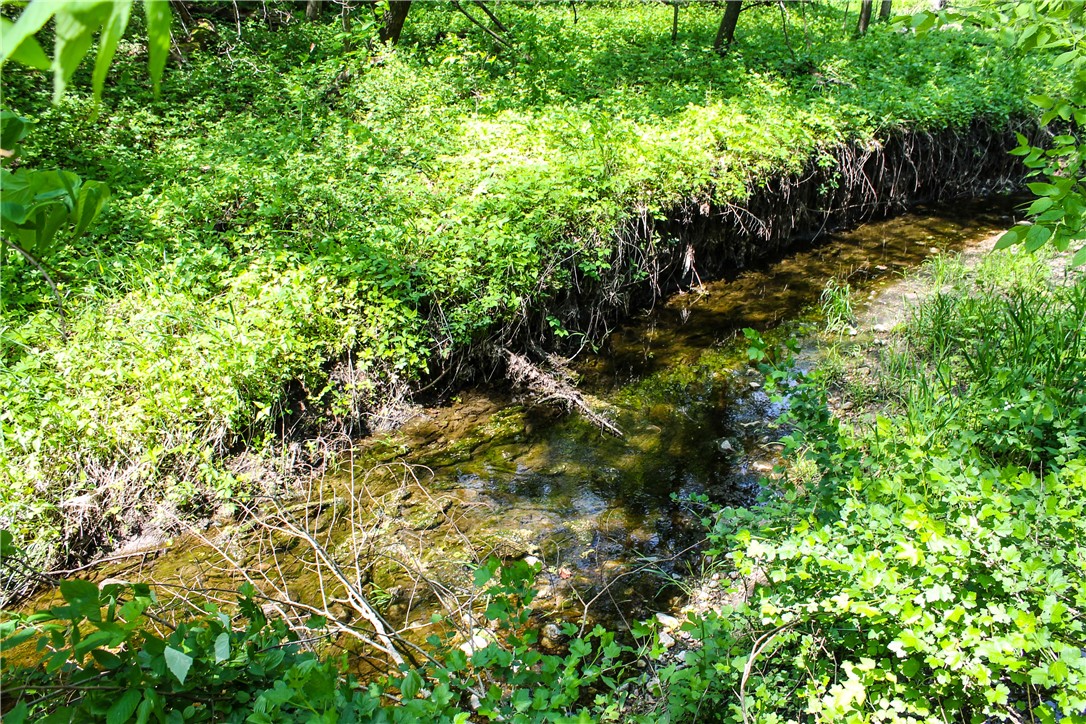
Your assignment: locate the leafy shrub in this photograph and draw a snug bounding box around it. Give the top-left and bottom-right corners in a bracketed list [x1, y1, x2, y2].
[650, 254, 1086, 722]
[1, 558, 638, 723]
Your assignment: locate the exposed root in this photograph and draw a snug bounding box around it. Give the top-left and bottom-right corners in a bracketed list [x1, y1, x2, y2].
[503, 348, 623, 436]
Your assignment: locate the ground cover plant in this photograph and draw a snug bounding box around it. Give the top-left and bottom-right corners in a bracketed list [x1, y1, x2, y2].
[4, 245, 1084, 723]
[0, 0, 1066, 573]
[651, 249, 1086, 722]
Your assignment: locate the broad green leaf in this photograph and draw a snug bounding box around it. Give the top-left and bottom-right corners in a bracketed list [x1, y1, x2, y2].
[164, 646, 193, 684]
[91, 647, 124, 669]
[0, 112, 32, 157]
[214, 631, 230, 663]
[107, 688, 141, 724]
[74, 629, 117, 658]
[1054, 50, 1079, 67]
[0, 18, 49, 71]
[1027, 197, 1054, 215]
[0, 1, 56, 67]
[135, 695, 155, 724]
[0, 628, 38, 652]
[73, 180, 110, 238]
[1027, 182, 1060, 197]
[143, 0, 172, 97]
[0, 528, 20, 557]
[1023, 223, 1052, 252]
[60, 579, 100, 611]
[994, 225, 1026, 250]
[1072, 245, 1086, 267]
[400, 669, 423, 700]
[4, 701, 28, 724]
[92, 0, 134, 104]
[52, 3, 113, 103]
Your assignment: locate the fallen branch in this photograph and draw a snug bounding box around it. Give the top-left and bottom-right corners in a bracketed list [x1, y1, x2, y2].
[504, 349, 622, 436]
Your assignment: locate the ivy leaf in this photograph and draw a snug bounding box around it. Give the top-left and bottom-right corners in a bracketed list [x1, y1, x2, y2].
[164, 646, 193, 685]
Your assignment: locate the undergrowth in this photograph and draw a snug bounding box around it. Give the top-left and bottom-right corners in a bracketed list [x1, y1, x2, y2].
[4, 246, 1085, 722]
[659, 249, 1086, 722]
[0, 3, 1066, 566]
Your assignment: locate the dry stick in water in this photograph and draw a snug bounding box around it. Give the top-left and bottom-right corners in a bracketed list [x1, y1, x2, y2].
[504, 349, 622, 436]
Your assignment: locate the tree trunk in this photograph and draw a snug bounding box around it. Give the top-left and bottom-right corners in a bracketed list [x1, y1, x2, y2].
[856, 0, 873, 34]
[379, 0, 411, 45]
[879, 1, 892, 20]
[672, 1, 678, 43]
[305, 0, 323, 20]
[714, 1, 742, 53]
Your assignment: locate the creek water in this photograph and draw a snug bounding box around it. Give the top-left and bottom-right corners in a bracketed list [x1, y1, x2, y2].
[71, 198, 1013, 641]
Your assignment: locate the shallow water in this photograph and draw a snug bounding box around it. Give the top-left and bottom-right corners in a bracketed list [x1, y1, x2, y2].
[67, 198, 1014, 638]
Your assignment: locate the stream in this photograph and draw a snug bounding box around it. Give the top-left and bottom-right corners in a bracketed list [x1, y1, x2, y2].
[72, 198, 1014, 646]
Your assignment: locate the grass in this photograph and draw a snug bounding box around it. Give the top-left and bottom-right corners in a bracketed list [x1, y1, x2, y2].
[0, 2, 1068, 565]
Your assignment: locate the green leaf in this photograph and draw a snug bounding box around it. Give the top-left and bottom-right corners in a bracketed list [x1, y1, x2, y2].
[400, 669, 423, 700]
[1027, 197, 1054, 215]
[1071, 245, 1086, 267]
[0, 1, 56, 67]
[1024, 224, 1052, 252]
[60, 579, 100, 613]
[107, 689, 142, 724]
[143, 0, 172, 97]
[0, 527, 20, 558]
[92, 1, 134, 105]
[75, 629, 117, 658]
[52, 3, 113, 103]
[135, 691, 156, 724]
[994, 225, 1026, 250]
[4, 701, 28, 724]
[92, 648, 124, 669]
[164, 646, 193, 685]
[213, 632, 230, 663]
[0, 18, 50, 71]
[1027, 182, 1060, 197]
[72, 181, 110, 238]
[1, 628, 38, 652]
[474, 558, 499, 587]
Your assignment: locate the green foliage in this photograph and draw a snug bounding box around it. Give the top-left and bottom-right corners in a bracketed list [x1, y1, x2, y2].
[0, 2, 1068, 563]
[651, 254, 1086, 722]
[0, 0, 172, 103]
[1, 559, 639, 722]
[909, 1, 1086, 265]
[819, 278, 856, 333]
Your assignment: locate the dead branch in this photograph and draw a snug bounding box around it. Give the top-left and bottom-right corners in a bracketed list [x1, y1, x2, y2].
[504, 348, 622, 436]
